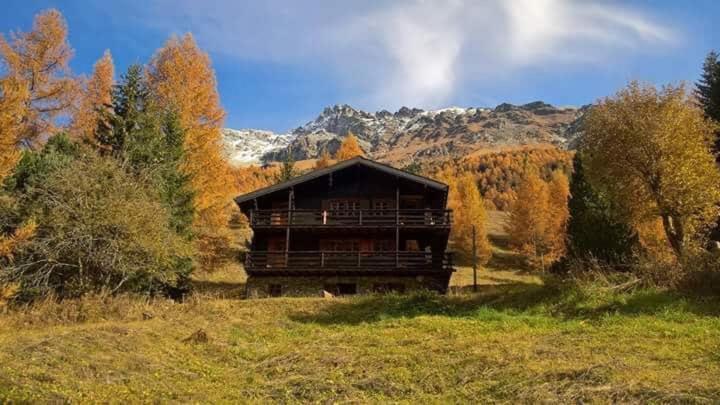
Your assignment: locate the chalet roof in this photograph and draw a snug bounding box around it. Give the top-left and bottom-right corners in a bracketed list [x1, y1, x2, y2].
[234, 156, 448, 205]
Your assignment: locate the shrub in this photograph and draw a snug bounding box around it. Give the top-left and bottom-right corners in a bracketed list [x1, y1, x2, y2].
[1, 138, 194, 299]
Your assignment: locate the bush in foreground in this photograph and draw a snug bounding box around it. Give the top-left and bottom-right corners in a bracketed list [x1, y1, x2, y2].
[1, 136, 194, 299]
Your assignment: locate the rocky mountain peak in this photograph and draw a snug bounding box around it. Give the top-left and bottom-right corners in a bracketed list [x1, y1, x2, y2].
[222, 101, 586, 166]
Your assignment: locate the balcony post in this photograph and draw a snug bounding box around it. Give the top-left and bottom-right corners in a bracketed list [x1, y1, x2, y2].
[395, 183, 400, 268]
[359, 210, 363, 225]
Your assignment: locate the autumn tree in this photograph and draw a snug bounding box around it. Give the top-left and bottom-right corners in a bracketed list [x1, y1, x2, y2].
[0, 76, 28, 179]
[449, 172, 492, 264]
[506, 168, 567, 270]
[72, 50, 114, 143]
[582, 82, 720, 257]
[0, 9, 79, 146]
[546, 170, 570, 260]
[147, 34, 234, 265]
[334, 132, 364, 161]
[315, 148, 332, 169]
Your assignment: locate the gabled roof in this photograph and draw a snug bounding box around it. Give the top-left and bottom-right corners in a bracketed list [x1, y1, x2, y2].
[234, 156, 448, 205]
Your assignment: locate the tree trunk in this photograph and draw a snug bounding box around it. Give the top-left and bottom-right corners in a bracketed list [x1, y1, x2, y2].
[661, 213, 684, 257]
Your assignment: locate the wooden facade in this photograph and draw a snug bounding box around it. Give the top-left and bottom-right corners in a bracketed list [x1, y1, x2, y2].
[235, 157, 454, 297]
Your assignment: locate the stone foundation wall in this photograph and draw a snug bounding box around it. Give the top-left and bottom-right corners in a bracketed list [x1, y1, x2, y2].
[246, 274, 451, 298]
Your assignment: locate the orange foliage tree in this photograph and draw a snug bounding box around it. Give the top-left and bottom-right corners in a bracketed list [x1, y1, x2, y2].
[0, 9, 79, 146]
[506, 168, 569, 270]
[334, 132, 364, 161]
[430, 145, 572, 210]
[72, 50, 114, 143]
[0, 76, 28, 179]
[436, 168, 492, 264]
[315, 148, 332, 169]
[147, 34, 235, 266]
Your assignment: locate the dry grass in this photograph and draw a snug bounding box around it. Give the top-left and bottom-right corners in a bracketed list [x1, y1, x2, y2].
[1, 212, 719, 402]
[1, 269, 719, 402]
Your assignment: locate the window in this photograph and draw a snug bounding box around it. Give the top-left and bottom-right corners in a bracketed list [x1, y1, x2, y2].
[372, 199, 393, 211]
[330, 200, 360, 212]
[324, 283, 357, 296]
[268, 284, 282, 297]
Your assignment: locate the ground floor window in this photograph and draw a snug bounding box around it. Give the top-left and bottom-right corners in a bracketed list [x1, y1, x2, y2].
[324, 283, 357, 296]
[268, 284, 282, 297]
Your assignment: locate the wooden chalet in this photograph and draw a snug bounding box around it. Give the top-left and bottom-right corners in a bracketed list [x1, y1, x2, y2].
[235, 156, 454, 297]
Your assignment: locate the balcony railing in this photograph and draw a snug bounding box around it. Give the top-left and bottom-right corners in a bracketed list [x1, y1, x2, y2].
[249, 209, 452, 228]
[245, 251, 453, 272]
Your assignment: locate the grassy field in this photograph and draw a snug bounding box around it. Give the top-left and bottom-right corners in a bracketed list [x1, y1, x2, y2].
[1, 212, 719, 402]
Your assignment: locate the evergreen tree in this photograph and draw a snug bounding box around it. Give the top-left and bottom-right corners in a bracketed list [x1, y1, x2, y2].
[157, 112, 195, 238]
[274, 151, 297, 183]
[99, 65, 195, 240]
[695, 50, 720, 155]
[97, 64, 149, 155]
[402, 161, 422, 174]
[566, 153, 637, 264]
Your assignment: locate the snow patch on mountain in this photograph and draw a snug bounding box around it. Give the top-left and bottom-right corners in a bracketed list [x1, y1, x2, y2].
[221, 128, 293, 165]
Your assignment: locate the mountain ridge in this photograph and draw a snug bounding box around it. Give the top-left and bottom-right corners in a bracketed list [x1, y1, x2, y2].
[222, 101, 587, 166]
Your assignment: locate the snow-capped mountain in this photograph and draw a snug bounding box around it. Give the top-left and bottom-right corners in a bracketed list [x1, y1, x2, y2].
[221, 128, 293, 165]
[222, 102, 585, 166]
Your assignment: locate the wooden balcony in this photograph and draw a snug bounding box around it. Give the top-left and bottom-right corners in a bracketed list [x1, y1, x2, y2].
[249, 209, 452, 229]
[245, 251, 453, 274]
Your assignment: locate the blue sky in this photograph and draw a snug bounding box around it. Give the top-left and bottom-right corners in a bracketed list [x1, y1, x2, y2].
[2, 1, 719, 132]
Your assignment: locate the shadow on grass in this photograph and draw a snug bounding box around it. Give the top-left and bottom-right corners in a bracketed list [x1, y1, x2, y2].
[289, 280, 720, 325]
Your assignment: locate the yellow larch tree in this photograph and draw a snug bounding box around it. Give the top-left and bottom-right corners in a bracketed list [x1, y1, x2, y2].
[506, 169, 553, 270]
[147, 34, 235, 266]
[0, 76, 28, 179]
[0, 9, 79, 146]
[546, 170, 570, 263]
[334, 132, 364, 161]
[72, 50, 114, 143]
[451, 172, 492, 265]
[315, 148, 332, 169]
[582, 82, 720, 257]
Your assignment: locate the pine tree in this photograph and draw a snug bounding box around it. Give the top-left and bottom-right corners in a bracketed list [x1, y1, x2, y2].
[334, 132, 364, 161]
[73, 50, 114, 143]
[695, 51, 720, 155]
[156, 112, 196, 238]
[97, 65, 149, 155]
[0, 9, 79, 146]
[566, 153, 637, 263]
[103, 65, 195, 240]
[274, 151, 297, 183]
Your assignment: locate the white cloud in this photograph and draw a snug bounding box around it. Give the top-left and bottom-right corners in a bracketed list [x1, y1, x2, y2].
[112, 0, 678, 110]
